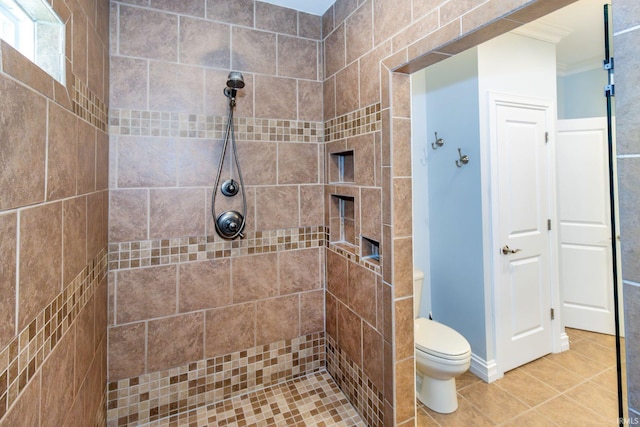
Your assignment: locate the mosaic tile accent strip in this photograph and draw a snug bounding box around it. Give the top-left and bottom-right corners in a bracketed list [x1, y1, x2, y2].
[324, 103, 382, 142]
[73, 75, 108, 132]
[0, 247, 108, 420]
[329, 242, 381, 275]
[107, 332, 325, 427]
[109, 109, 323, 142]
[108, 226, 328, 271]
[326, 334, 385, 427]
[142, 371, 364, 427]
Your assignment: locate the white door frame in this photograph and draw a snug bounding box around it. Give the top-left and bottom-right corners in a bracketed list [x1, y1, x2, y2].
[482, 92, 567, 380]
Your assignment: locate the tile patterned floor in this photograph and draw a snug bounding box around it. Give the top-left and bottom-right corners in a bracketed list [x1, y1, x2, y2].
[418, 328, 626, 426]
[142, 371, 365, 427]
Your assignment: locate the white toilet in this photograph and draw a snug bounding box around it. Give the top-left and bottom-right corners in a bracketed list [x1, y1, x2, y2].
[414, 269, 471, 413]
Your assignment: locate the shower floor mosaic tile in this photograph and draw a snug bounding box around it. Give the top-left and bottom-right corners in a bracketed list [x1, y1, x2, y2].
[141, 371, 365, 427]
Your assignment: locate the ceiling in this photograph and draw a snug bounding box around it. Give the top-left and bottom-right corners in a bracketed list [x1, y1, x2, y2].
[261, 0, 605, 74]
[260, 0, 335, 15]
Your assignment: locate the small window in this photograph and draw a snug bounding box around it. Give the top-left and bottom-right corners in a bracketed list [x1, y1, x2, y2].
[0, 0, 65, 84]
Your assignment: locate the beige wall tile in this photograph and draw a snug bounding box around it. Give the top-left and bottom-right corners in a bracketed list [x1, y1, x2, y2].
[149, 62, 205, 113]
[110, 56, 148, 110]
[300, 290, 324, 335]
[393, 10, 438, 53]
[300, 185, 324, 226]
[278, 143, 319, 184]
[19, 202, 62, 330]
[360, 41, 392, 108]
[119, 5, 177, 61]
[177, 139, 221, 187]
[206, 0, 254, 26]
[94, 277, 108, 348]
[361, 187, 382, 242]
[96, 131, 109, 191]
[109, 189, 148, 242]
[117, 137, 177, 188]
[337, 301, 362, 365]
[149, 188, 206, 238]
[116, 265, 177, 324]
[179, 17, 230, 68]
[255, 2, 297, 35]
[279, 248, 322, 295]
[63, 196, 87, 284]
[108, 322, 146, 381]
[47, 102, 77, 201]
[322, 5, 335, 38]
[0, 213, 16, 349]
[41, 331, 75, 427]
[254, 75, 297, 119]
[326, 292, 338, 340]
[87, 26, 105, 100]
[72, 2, 88, 81]
[393, 178, 412, 237]
[346, 1, 372, 64]
[151, 0, 205, 16]
[77, 119, 96, 195]
[382, 282, 392, 342]
[394, 357, 415, 424]
[393, 237, 413, 298]
[335, 0, 358, 24]
[232, 253, 278, 303]
[256, 294, 300, 345]
[255, 185, 299, 230]
[299, 12, 322, 40]
[623, 283, 640, 409]
[278, 36, 318, 80]
[335, 61, 359, 117]
[178, 259, 231, 312]
[394, 297, 413, 361]
[363, 321, 384, 391]
[87, 191, 106, 261]
[1, 41, 54, 98]
[347, 133, 376, 187]
[618, 158, 640, 281]
[232, 27, 277, 75]
[348, 263, 377, 326]
[392, 117, 412, 176]
[325, 24, 345, 78]
[373, 0, 412, 46]
[383, 340, 393, 404]
[205, 302, 255, 357]
[327, 249, 349, 304]
[205, 69, 254, 117]
[147, 312, 204, 372]
[0, 371, 40, 426]
[323, 75, 336, 120]
[75, 297, 95, 390]
[298, 80, 323, 121]
[614, 31, 640, 155]
[236, 141, 277, 185]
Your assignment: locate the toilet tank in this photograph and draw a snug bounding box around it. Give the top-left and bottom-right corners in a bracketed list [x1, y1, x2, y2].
[413, 269, 424, 319]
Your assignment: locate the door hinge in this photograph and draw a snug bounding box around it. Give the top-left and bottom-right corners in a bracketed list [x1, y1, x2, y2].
[547, 219, 551, 231]
[545, 132, 549, 143]
[551, 308, 555, 320]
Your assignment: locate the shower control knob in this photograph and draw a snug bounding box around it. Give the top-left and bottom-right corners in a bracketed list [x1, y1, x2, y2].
[221, 179, 239, 196]
[216, 210, 244, 239]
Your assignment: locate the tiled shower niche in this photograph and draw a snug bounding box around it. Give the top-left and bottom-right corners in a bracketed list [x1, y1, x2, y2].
[329, 150, 355, 184]
[330, 194, 356, 246]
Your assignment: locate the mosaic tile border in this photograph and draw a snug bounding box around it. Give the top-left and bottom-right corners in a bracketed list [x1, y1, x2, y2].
[73, 75, 108, 132]
[109, 109, 323, 142]
[0, 247, 108, 420]
[329, 242, 382, 275]
[106, 332, 325, 427]
[324, 103, 382, 142]
[108, 226, 328, 271]
[326, 334, 385, 427]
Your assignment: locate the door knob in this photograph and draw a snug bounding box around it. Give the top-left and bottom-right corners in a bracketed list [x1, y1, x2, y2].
[501, 245, 522, 255]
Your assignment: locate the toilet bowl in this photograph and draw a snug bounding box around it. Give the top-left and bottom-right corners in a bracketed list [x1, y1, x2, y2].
[414, 269, 471, 414]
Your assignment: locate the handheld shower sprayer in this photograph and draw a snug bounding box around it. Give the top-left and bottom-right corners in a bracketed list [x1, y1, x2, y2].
[212, 71, 247, 240]
[223, 71, 245, 105]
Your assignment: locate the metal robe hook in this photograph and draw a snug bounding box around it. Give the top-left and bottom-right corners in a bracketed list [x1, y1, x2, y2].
[431, 132, 444, 150]
[456, 148, 469, 167]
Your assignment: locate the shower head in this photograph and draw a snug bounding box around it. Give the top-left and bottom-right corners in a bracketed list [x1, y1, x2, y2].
[226, 72, 245, 90]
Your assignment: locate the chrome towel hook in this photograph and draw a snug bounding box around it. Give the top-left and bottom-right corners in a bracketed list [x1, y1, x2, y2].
[431, 132, 444, 150]
[456, 147, 469, 167]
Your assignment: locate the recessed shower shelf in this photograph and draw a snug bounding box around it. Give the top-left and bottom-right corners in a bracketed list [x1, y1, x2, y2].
[330, 150, 354, 184]
[330, 194, 356, 247]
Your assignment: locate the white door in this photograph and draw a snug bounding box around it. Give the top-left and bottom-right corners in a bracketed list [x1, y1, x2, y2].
[557, 118, 616, 335]
[492, 99, 553, 372]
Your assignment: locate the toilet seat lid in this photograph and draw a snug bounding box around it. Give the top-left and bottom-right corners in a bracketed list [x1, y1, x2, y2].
[414, 318, 471, 358]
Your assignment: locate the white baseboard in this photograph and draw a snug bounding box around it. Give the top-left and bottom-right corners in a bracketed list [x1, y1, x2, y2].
[559, 331, 570, 352]
[469, 353, 501, 383]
